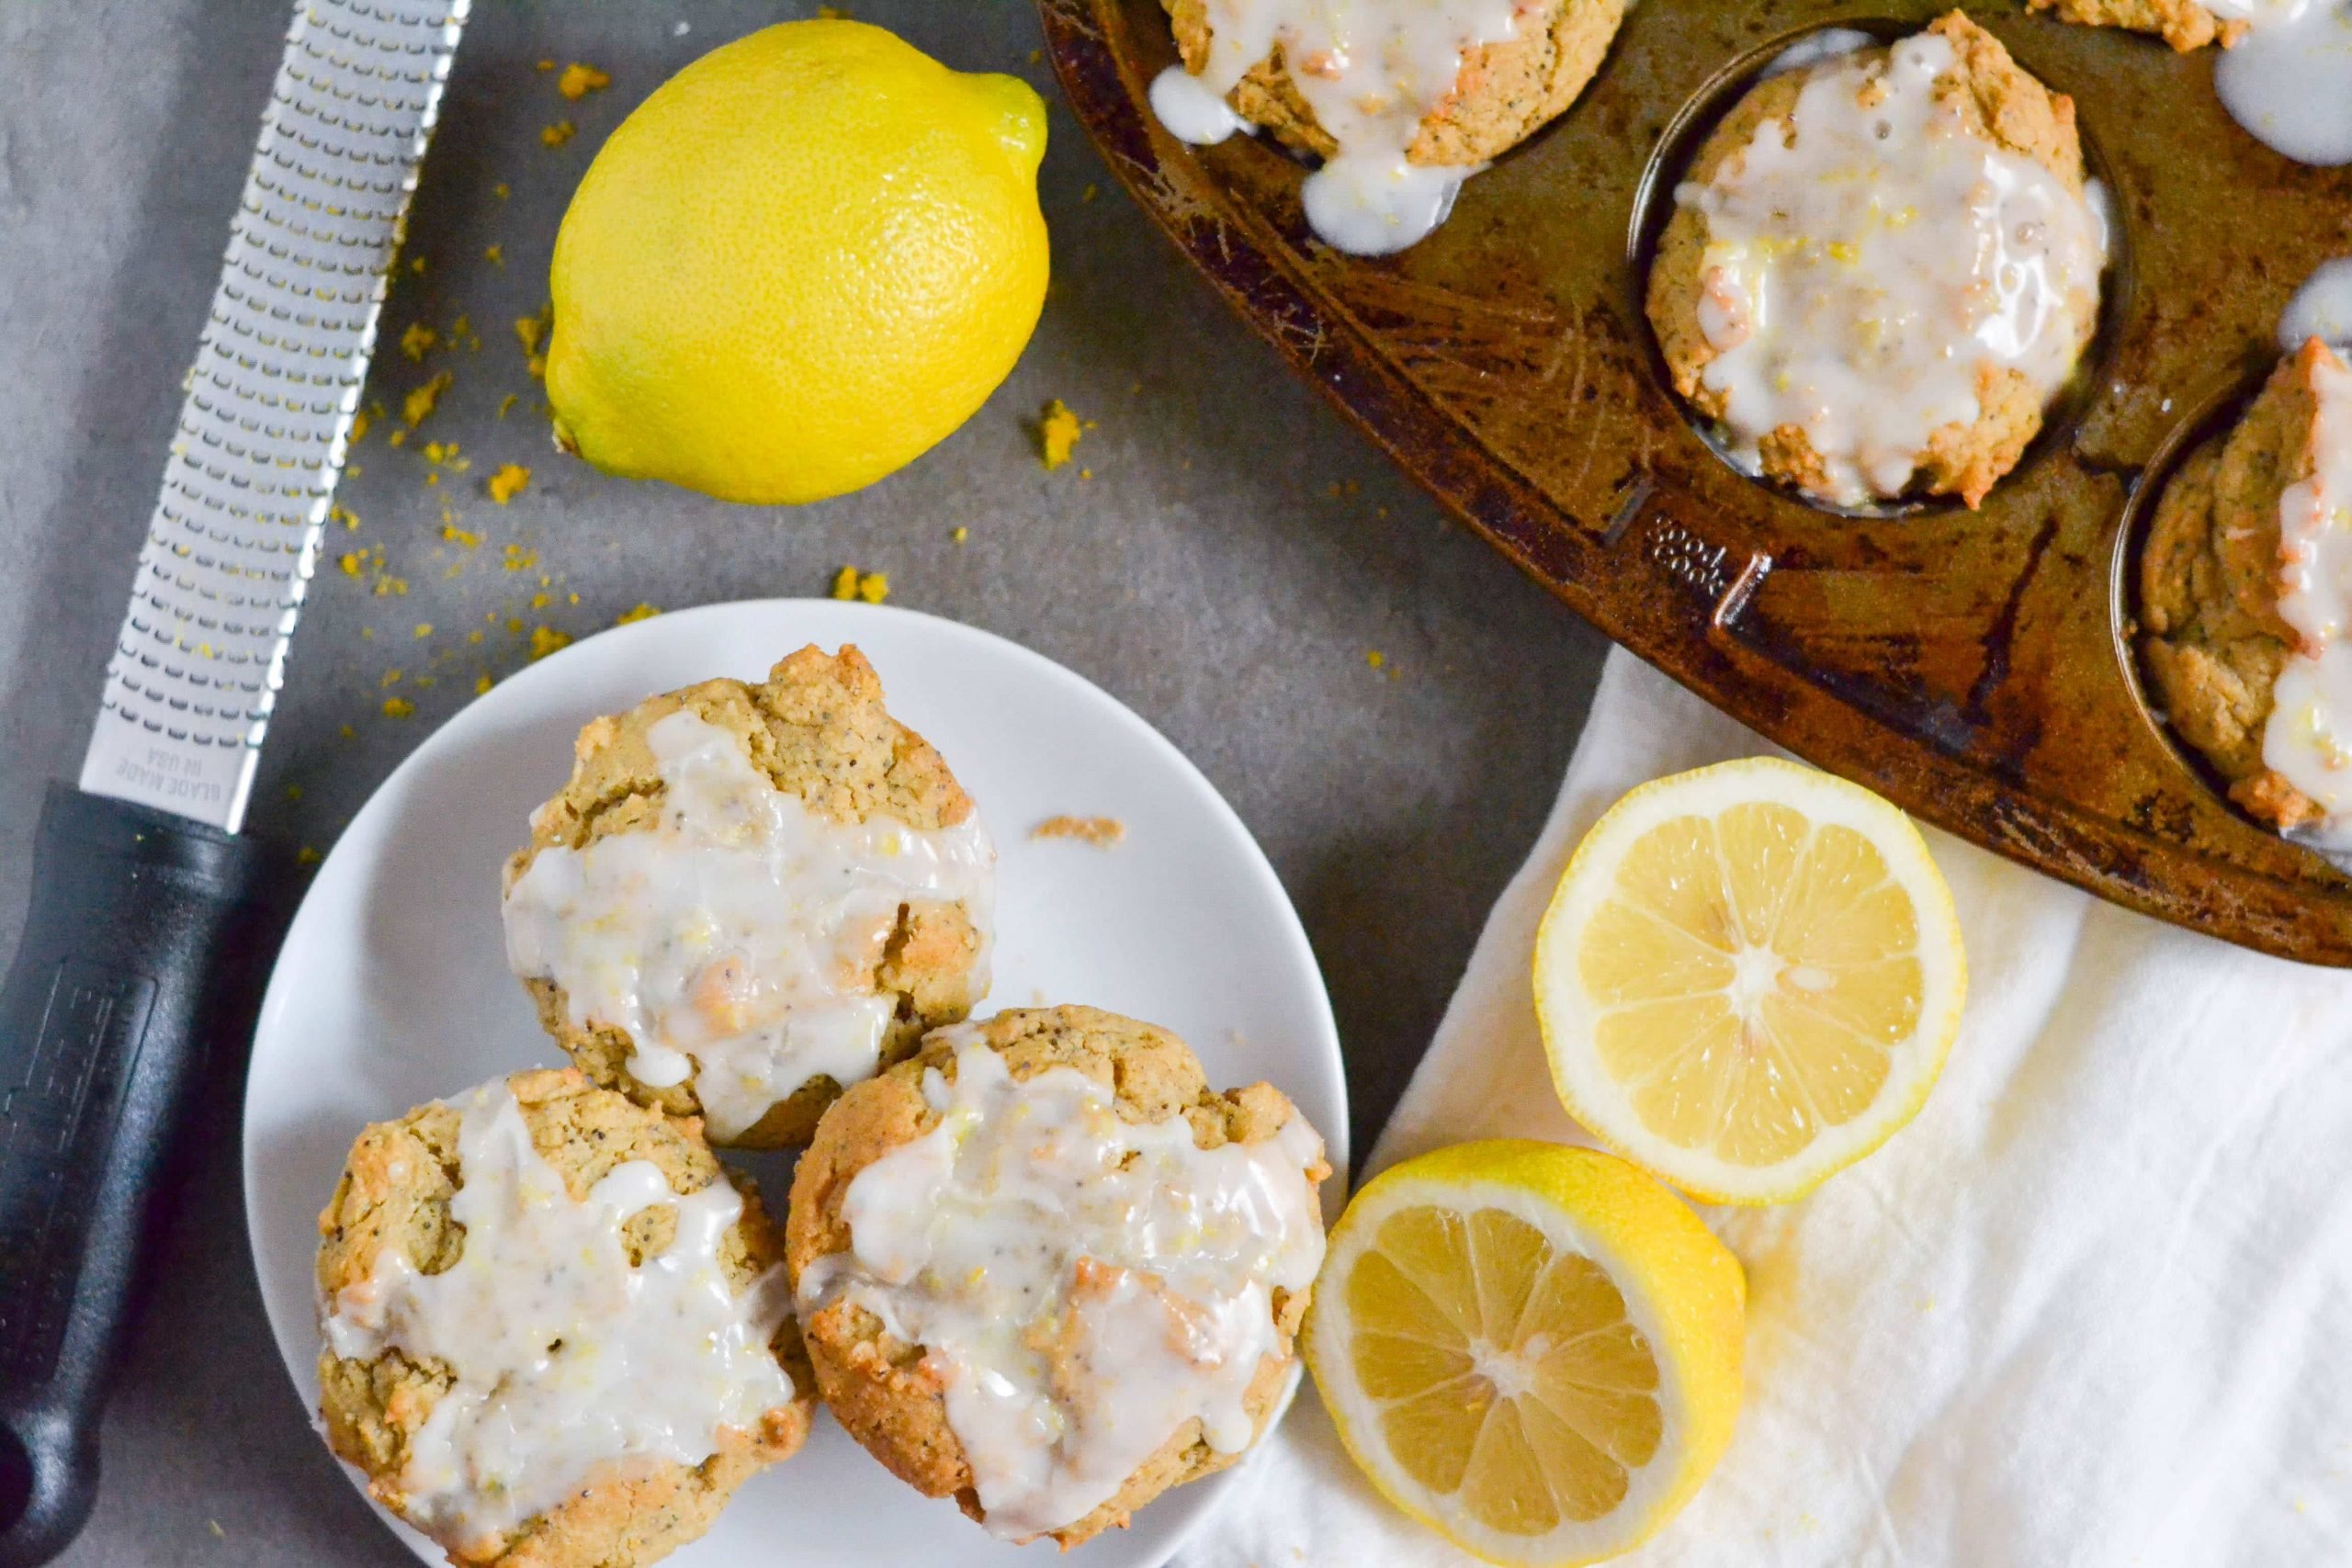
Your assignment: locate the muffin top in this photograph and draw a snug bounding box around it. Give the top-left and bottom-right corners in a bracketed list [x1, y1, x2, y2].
[1647, 13, 2104, 508]
[315, 1068, 811, 1566]
[2141, 338, 2352, 840]
[503, 645, 994, 1145]
[788, 1006, 1331, 1547]
[1152, 0, 1625, 253]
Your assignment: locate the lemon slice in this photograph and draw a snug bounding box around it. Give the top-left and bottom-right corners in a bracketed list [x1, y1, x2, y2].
[1306, 1141, 1744, 1567]
[1534, 757, 1966, 1205]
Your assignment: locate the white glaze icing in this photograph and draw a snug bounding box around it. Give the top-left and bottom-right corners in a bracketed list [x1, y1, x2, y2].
[2280, 257, 2352, 353]
[321, 1079, 795, 1553]
[2209, 0, 2352, 167]
[797, 1038, 1328, 1540]
[1146, 0, 1527, 254]
[503, 710, 995, 1141]
[1674, 32, 2107, 505]
[1761, 26, 1877, 78]
[2260, 341, 2352, 843]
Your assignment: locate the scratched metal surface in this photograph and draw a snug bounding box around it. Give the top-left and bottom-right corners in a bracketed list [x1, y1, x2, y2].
[1044, 0, 2352, 964]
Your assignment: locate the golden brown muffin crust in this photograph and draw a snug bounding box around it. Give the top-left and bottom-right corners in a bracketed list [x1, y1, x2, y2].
[504, 644, 988, 1147]
[1164, 0, 1626, 168]
[786, 1005, 1329, 1549]
[2140, 340, 2343, 833]
[2026, 0, 2244, 51]
[1645, 13, 2093, 509]
[314, 1067, 815, 1568]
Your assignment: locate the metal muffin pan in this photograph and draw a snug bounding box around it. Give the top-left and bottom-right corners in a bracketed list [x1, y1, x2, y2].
[1040, 0, 2352, 964]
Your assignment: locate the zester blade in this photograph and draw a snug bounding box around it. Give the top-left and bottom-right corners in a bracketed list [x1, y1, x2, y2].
[76, 0, 470, 834]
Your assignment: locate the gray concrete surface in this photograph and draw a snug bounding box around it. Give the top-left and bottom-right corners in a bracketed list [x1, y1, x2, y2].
[1, 2, 1608, 1562]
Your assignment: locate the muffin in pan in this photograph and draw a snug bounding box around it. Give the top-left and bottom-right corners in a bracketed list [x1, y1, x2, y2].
[787, 1005, 1332, 1548]
[2025, 0, 2244, 52]
[1647, 13, 2107, 510]
[502, 645, 994, 1148]
[2141, 337, 2352, 842]
[1163, 0, 1627, 168]
[1150, 0, 1627, 253]
[315, 1068, 814, 1568]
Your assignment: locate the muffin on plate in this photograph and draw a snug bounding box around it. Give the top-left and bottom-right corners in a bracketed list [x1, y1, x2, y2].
[787, 1005, 1331, 1548]
[1163, 0, 1627, 168]
[1647, 13, 2106, 509]
[2141, 337, 2352, 840]
[315, 1068, 813, 1568]
[503, 645, 994, 1147]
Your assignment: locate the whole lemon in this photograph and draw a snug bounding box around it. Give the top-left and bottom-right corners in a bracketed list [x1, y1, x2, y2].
[546, 21, 1048, 505]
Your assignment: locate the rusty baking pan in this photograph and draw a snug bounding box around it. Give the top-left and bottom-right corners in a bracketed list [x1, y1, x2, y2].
[1038, 0, 2352, 965]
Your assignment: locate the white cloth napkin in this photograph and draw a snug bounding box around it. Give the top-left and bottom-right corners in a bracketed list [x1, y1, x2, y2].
[1189, 649, 2352, 1568]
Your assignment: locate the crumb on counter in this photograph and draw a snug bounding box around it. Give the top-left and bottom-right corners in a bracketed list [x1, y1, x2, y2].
[537, 58, 555, 72]
[1366, 649, 1385, 670]
[951, 525, 969, 544]
[503, 544, 537, 572]
[475, 671, 493, 695]
[529, 625, 571, 661]
[413, 624, 432, 638]
[497, 392, 519, 419]
[818, 4, 850, 16]
[541, 120, 576, 148]
[830, 566, 889, 604]
[347, 408, 371, 443]
[1032, 815, 1126, 848]
[402, 372, 453, 429]
[488, 463, 532, 503]
[492, 181, 511, 199]
[1081, 183, 1099, 202]
[1037, 398, 1090, 470]
[330, 504, 358, 530]
[381, 695, 414, 718]
[484, 243, 504, 266]
[558, 62, 611, 100]
[400, 322, 436, 361]
[617, 603, 661, 625]
[293, 850, 317, 870]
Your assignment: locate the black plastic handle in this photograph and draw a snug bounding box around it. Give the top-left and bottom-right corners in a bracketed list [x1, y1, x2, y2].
[0, 784, 260, 1567]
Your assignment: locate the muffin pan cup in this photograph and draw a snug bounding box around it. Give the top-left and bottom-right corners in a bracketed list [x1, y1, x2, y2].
[1042, 0, 2352, 964]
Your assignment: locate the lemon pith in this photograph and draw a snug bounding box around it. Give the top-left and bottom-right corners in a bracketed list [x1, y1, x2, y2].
[1534, 758, 1967, 1205]
[546, 20, 1049, 505]
[1306, 1141, 1744, 1567]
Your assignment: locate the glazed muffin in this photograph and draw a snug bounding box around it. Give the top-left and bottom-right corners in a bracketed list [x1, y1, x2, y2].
[503, 645, 994, 1148]
[2026, 0, 2245, 52]
[315, 1069, 814, 1568]
[1647, 14, 2106, 509]
[2141, 338, 2352, 838]
[1163, 0, 1626, 168]
[787, 1006, 1331, 1548]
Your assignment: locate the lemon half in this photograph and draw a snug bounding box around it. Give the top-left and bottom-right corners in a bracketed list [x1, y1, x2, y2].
[1534, 758, 1966, 1205]
[1306, 1141, 1744, 1567]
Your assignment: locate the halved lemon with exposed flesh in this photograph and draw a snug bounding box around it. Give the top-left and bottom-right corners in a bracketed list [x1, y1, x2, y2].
[1306, 1141, 1744, 1566]
[1535, 757, 1966, 1205]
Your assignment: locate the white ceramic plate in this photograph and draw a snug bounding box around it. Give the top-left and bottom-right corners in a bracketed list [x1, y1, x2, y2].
[244, 599, 1349, 1568]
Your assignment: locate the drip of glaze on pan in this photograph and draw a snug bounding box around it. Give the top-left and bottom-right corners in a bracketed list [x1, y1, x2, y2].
[2206, 0, 2352, 166]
